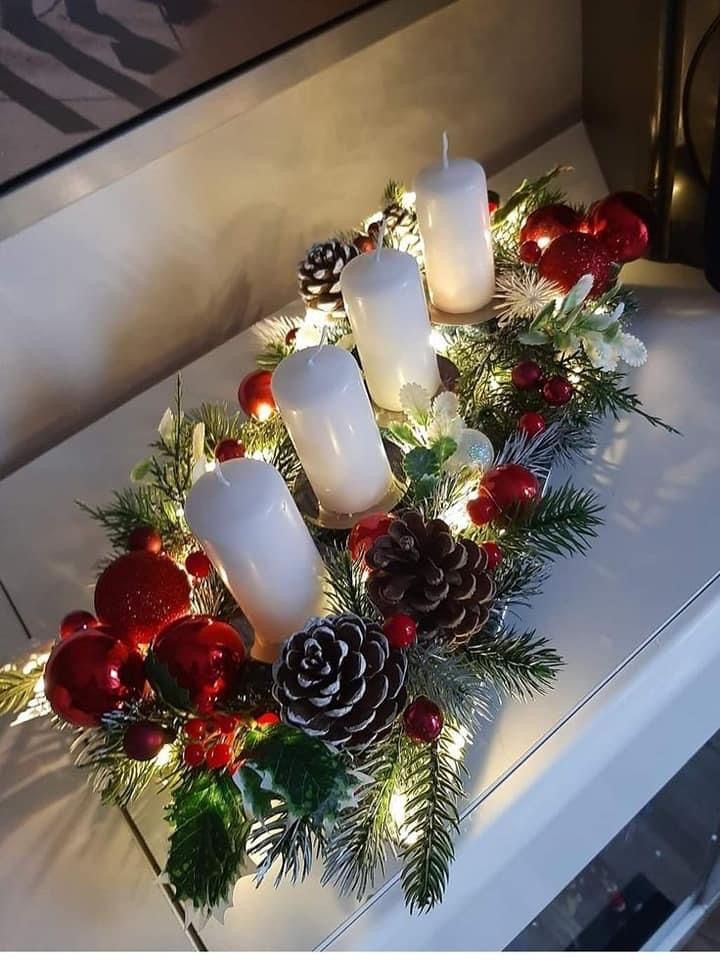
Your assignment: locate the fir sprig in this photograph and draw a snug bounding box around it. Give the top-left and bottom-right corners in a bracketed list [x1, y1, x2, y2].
[0, 663, 44, 715]
[499, 481, 604, 560]
[467, 626, 563, 699]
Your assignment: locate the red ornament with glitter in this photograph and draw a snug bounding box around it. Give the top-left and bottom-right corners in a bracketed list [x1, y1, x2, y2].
[542, 375, 574, 407]
[94, 551, 191, 646]
[479, 463, 540, 514]
[238, 370, 276, 421]
[511, 359, 543, 391]
[127, 525, 163, 554]
[348, 512, 393, 561]
[517, 411, 546, 436]
[588, 192, 650, 263]
[215, 438, 245, 462]
[538, 232, 614, 297]
[403, 697, 444, 743]
[519, 203, 584, 250]
[59, 609, 100, 641]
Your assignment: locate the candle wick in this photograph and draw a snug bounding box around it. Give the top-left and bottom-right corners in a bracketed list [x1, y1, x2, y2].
[374, 217, 386, 263]
[307, 324, 329, 366]
[442, 129, 449, 170]
[214, 460, 231, 487]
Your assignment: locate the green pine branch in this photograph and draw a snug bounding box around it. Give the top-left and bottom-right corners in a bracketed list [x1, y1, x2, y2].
[406, 644, 493, 730]
[248, 801, 325, 887]
[321, 545, 376, 620]
[466, 626, 563, 700]
[498, 481, 604, 561]
[0, 663, 44, 716]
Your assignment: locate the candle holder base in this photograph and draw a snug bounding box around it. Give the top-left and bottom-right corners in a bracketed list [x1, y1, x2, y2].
[430, 300, 497, 326]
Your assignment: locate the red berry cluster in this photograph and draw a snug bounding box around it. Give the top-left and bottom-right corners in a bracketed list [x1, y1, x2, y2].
[183, 715, 241, 772]
[510, 360, 574, 436]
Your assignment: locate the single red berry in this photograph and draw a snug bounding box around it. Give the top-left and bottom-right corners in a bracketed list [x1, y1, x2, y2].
[183, 742, 206, 767]
[518, 239, 541, 264]
[352, 234, 375, 254]
[383, 613, 417, 650]
[511, 359, 543, 391]
[542, 375, 574, 407]
[517, 411, 546, 437]
[184, 718, 207, 741]
[403, 697, 444, 743]
[256, 711, 280, 727]
[482, 542, 503, 570]
[185, 550, 212, 579]
[467, 496, 500, 526]
[215, 438, 245, 462]
[214, 714, 240, 735]
[127, 525, 162, 554]
[284, 327, 298, 346]
[59, 609, 100, 641]
[348, 512, 393, 562]
[206, 742, 233, 769]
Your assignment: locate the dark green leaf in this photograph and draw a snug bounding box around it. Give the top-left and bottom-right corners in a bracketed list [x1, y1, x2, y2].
[144, 652, 193, 712]
[430, 436, 457, 465]
[404, 446, 440, 481]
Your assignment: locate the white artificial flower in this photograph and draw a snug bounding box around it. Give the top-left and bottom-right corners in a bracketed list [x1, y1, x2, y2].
[191, 457, 210, 484]
[427, 392, 465, 444]
[431, 390, 460, 420]
[399, 382, 432, 422]
[158, 408, 175, 444]
[191, 422, 205, 465]
[582, 332, 619, 372]
[617, 332, 648, 367]
[495, 268, 561, 323]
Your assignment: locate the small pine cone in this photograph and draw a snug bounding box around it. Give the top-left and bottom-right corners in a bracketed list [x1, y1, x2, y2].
[366, 510, 494, 643]
[272, 613, 407, 750]
[382, 201, 423, 261]
[297, 239, 358, 319]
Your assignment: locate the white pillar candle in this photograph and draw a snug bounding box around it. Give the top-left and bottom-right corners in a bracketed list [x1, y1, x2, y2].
[272, 345, 394, 515]
[341, 245, 441, 411]
[414, 132, 495, 314]
[184, 458, 325, 664]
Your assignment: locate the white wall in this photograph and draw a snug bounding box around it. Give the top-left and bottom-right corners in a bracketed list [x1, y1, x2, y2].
[0, 0, 581, 477]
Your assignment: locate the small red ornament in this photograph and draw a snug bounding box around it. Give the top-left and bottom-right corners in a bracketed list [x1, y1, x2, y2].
[127, 525, 163, 554]
[518, 239, 541, 264]
[542, 375, 574, 407]
[519, 203, 584, 249]
[467, 495, 500, 526]
[184, 718, 207, 741]
[383, 613, 417, 650]
[94, 551, 191, 647]
[479, 464, 540, 514]
[59, 609, 100, 641]
[215, 714, 240, 735]
[588, 192, 650, 263]
[352, 234, 375, 254]
[538, 232, 613, 297]
[215, 438, 245, 462]
[517, 411, 546, 436]
[487, 189, 500, 216]
[482, 542, 503, 570]
[256, 711, 280, 726]
[238, 370, 276, 421]
[206, 742, 233, 770]
[403, 697, 444, 743]
[284, 327, 298, 346]
[123, 721, 171, 761]
[44, 628, 145, 727]
[511, 359, 543, 391]
[149, 615, 246, 713]
[185, 550, 211, 579]
[183, 742, 205, 768]
[348, 512, 393, 561]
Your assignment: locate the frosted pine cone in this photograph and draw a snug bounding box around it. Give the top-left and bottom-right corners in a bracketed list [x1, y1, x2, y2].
[297, 239, 358, 320]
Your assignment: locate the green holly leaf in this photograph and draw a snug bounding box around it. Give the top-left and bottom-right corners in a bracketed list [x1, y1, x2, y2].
[233, 765, 274, 820]
[431, 436, 457, 465]
[385, 421, 419, 450]
[144, 652, 193, 712]
[404, 446, 440, 482]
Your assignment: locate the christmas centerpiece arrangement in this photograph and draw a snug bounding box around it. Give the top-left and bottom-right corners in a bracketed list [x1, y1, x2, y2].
[0, 145, 672, 922]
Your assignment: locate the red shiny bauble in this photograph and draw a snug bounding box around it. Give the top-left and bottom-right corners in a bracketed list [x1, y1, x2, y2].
[517, 411, 546, 437]
[467, 495, 500, 526]
[183, 743, 205, 768]
[185, 550, 212, 579]
[123, 721, 171, 761]
[149, 615, 246, 713]
[383, 613, 417, 650]
[480, 464, 540, 513]
[59, 609, 100, 641]
[482, 542, 503, 570]
[206, 742, 233, 770]
[519, 203, 584, 248]
[588, 192, 651, 263]
[44, 628, 145, 727]
[487, 189, 500, 216]
[215, 438, 245, 462]
[542, 375, 574, 407]
[127, 525, 163, 554]
[348, 512, 393, 561]
[403, 697, 444, 743]
[255, 711, 281, 726]
[238, 370, 276, 421]
[538, 232, 613, 297]
[95, 552, 190, 647]
[511, 359, 543, 391]
[352, 234, 375, 254]
[519, 240, 541, 264]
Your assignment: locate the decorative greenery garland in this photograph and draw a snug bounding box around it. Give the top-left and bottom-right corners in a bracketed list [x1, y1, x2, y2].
[0, 167, 674, 922]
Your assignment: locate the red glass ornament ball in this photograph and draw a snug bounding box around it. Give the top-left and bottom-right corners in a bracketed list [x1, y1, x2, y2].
[352, 234, 375, 254]
[44, 628, 145, 727]
[588, 192, 650, 263]
[519, 203, 584, 248]
[511, 359, 543, 391]
[185, 550, 212, 579]
[59, 609, 100, 641]
[383, 613, 417, 650]
[206, 742, 233, 770]
[482, 542, 504, 571]
[238, 370, 276, 421]
[183, 742, 205, 768]
[467, 495, 500, 527]
[149, 615, 246, 713]
[215, 438, 245, 462]
[518, 240, 541, 264]
[184, 717, 207, 741]
[348, 512, 393, 562]
[94, 551, 191, 647]
[127, 525, 163, 554]
[538, 232, 613, 297]
[542, 375, 574, 407]
[480, 464, 540, 513]
[123, 721, 171, 761]
[256, 711, 280, 726]
[403, 697, 444, 743]
[517, 411, 546, 437]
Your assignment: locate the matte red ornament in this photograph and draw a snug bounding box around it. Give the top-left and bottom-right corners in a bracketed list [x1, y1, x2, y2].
[215, 438, 245, 462]
[59, 609, 100, 641]
[479, 463, 540, 514]
[383, 613, 417, 650]
[518, 239, 541, 264]
[519, 203, 584, 249]
[185, 550, 212, 579]
[127, 525, 162, 554]
[206, 742, 233, 770]
[94, 551, 191, 647]
[352, 234, 375, 254]
[538, 232, 613, 297]
[403, 696, 444, 743]
[588, 192, 650, 263]
[482, 542, 503, 571]
[542, 375, 574, 407]
[238, 370, 276, 421]
[123, 721, 171, 761]
[348, 512, 393, 561]
[511, 359, 543, 391]
[149, 615, 246, 713]
[467, 495, 500, 526]
[183, 742, 205, 768]
[44, 628, 145, 727]
[517, 411, 546, 436]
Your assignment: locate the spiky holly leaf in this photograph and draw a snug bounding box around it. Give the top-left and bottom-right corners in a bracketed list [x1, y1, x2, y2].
[404, 446, 440, 482]
[144, 652, 193, 712]
[233, 765, 274, 820]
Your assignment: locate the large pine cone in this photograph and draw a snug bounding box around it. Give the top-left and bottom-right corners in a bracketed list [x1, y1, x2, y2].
[382, 201, 423, 261]
[272, 613, 407, 750]
[366, 510, 495, 643]
[297, 239, 358, 319]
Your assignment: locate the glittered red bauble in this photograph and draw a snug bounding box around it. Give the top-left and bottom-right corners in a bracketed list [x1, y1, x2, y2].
[520, 203, 584, 249]
[123, 721, 171, 761]
[403, 697, 444, 743]
[59, 609, 100, 641]
[542, 375, 574, 407]
[383, 613, 417, 650]
[482, 542, 503, 570]
[149, 615, 246, 713]
[511, 359, 543, 391]
[94, 551, 191, 647]
[538, 232, 613, 297]
[480, 464, 540, 513]
[467, 495, 500, 526]
[588, 193, 650, 263]
[215, 438, 245, 462]
[238, 370, 276, 421]
[519, 240, 541, 264]
[352, 234, 375, 254]
[518, 411, 546, 436]
[127, 525, 163, 554]
[44, 628, 145, 727]
[348, 512, 393, 561]
[487, 189, 500, 216]
[185, 550, 211, 579]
